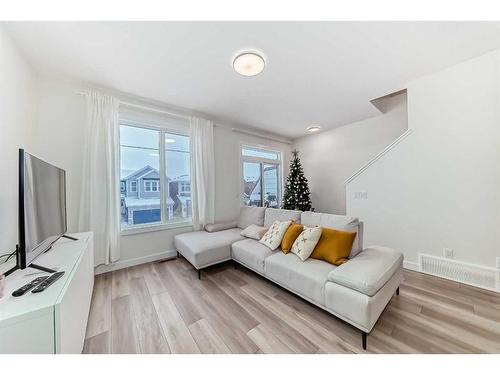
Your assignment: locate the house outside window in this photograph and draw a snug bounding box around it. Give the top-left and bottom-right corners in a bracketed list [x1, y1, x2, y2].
[241, 145, 282, 208]
[119, 122, 192, 231]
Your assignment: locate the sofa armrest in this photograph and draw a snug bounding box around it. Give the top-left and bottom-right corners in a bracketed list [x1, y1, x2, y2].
[327, 246, 403, 297]
[204, 221, 238, 233]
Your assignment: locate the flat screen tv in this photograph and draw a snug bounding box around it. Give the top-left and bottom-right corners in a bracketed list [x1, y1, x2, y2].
[4, 149, 70, 276]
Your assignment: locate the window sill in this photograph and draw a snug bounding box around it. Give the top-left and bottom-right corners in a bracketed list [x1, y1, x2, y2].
[120, 221, 193, 236]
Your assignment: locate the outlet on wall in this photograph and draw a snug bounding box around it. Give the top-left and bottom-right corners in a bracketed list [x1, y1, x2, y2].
[443, 248, 454, 259]
[354, 191, 368, 199]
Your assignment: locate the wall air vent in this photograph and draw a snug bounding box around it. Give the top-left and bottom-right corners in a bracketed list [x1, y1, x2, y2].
[419, 254, 499, 292]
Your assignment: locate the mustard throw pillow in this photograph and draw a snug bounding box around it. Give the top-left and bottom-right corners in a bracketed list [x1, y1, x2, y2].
[281, 223, 303, 253]
[310, 228, 357, 266]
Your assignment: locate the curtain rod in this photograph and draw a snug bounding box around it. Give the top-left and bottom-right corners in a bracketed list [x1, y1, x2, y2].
[75, 91, 292, 145]
[75, 91, 191, 120]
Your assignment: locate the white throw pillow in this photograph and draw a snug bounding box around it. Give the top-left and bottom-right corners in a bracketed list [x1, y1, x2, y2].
[259, 220, 292, 250]
[291, 226, 322, 261]
[240, 224, 268, 240]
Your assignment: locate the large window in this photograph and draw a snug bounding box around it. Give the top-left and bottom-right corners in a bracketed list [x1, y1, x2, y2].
[241, 145, 281, 208]
[120, 122, 191, 230]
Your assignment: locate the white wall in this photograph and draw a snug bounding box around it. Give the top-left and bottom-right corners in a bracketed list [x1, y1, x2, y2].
[33, 78, 292, 266]
[32, 80, 87, 233]
[346, 50, 500, 268]
[0, 27, 38, 256]
[294, 92, 408, 214]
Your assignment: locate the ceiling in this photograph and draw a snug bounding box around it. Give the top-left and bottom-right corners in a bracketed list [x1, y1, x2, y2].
[4, 22, 500, 139]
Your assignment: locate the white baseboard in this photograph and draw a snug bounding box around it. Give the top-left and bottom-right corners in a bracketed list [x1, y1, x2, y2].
[94, 249, 177, 275]
[403, 260, 419, 272]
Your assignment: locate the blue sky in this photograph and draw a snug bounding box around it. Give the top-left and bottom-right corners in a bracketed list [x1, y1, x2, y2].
[120, 125, 190, 180]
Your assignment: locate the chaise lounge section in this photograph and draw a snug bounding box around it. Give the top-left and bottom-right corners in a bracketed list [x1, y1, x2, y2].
[173, 207, 403, 350]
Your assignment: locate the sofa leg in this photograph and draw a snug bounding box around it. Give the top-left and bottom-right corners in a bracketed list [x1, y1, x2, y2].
[362, 331, 367, 350]
[198, 269, 201, 280]
[176, 251, 180, 258]
[396, 287, 400, 295]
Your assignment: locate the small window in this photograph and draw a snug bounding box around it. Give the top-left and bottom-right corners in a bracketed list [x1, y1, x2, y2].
[145, 180, 159, 192]
[144, 181, 159, 192]
[180, 181, 190, 193]
[241, 145, 281, 208]
[130, 181, 137, 192]
[120, 181, 126, 193]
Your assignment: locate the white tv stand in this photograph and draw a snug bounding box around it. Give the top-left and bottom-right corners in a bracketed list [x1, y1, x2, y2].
[0, 232, 94, 353]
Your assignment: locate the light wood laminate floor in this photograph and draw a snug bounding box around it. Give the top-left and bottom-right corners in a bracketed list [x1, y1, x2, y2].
[83, 258, 500, 354]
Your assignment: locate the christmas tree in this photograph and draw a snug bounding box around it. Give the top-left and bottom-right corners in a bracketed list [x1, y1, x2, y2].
[281, 149, 312, 211]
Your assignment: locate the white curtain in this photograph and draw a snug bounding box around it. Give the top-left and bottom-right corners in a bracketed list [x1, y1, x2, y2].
[190, 117, 215, 230]
[78, 91, 121, 265]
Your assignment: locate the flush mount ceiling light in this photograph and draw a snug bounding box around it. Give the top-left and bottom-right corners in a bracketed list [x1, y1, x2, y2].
[306, 125, 321, 133]
[233, 50, 266, 76]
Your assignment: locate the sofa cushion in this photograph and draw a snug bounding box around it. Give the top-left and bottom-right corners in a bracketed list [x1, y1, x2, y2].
[300, 211, 363, 257]
[264, 208, 301, 228]
[290, 226, 322, 261]
[281, 223, 303, 253]
[232, 239, 276, 274]
[327, 246, 403, 296]
[205, 221, 237, 233]
[259, 220, 292, 250]
[240, 224, 268, 240]
[264, 252, 336, 305]
[237, 206, 266, 229]
[310, 228, 357, 266]
[174, 228, 243, 269]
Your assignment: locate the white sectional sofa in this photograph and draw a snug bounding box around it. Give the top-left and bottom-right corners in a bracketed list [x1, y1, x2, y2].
[174, 207, 403, 350]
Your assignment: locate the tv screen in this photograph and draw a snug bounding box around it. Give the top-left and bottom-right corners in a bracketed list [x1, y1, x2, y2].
[19, 149, 67, 268]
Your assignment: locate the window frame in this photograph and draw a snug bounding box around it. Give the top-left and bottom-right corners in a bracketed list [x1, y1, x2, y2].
[180, 181, 190, 194]
[130, 180, 137, 192]
[143, 180, 159, 192]
[119, 119, 192, 235]
[240, 143, 283, 208]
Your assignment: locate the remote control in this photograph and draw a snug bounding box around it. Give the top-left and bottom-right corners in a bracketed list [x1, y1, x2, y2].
[12, 276, 49, 297]
[32, 271, 65, 293]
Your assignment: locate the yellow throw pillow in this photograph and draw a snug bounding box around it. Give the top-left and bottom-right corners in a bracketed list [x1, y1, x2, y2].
[310, 228, 357, 266]
[281, 223, 303, 253]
